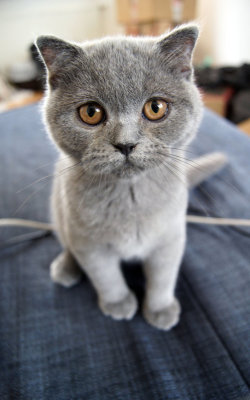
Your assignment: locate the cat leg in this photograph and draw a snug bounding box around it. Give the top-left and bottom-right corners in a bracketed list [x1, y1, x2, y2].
[143, 233, 185, 330]
[50, 250, 82, 287]
[73, 249, 138, 320]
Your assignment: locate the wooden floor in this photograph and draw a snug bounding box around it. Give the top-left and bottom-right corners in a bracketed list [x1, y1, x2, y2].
[238, 118, 250, 136]
[0, 91, 43, 113]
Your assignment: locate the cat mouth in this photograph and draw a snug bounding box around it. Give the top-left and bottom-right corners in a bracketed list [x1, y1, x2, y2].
[112, 157, 145, 178]
[124, 158, 134, 168]
[83, 154, 146, 178]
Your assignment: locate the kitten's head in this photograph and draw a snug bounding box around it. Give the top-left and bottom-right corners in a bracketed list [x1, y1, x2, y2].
[36, 25, 202, 179]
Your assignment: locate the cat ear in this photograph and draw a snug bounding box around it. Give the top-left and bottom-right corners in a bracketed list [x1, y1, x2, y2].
[35, 36, 80, 88]
[157, 25, 199, 79]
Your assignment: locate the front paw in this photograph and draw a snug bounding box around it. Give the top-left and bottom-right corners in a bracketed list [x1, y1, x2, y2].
[50, 251, 82, 288]
[99, 291, 138, 320]
[143, 298, 181, 331]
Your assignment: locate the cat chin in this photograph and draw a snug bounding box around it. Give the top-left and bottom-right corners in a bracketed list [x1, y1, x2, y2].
[112, 159, 147, 178]
[80, 157, 146, 179]
[113, 168, 143, 179]
[90, 162, 145, 179]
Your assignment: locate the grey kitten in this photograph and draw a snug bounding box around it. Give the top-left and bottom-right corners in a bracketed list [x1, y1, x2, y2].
[36, 25, 225, 330]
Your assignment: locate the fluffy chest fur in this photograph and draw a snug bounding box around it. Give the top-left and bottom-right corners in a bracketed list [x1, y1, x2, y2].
[52, 157, 188, 259]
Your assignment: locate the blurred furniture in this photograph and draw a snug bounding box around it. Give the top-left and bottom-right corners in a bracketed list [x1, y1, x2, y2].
[0, 91, 43, 112]
[201, 88, 233, 117]
[116, 0, 197, 35]
[196, 65, 250, 120]
[0, 104, 250, 399]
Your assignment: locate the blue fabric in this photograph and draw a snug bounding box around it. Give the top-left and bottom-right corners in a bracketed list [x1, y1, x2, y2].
[0, 104, 250, 399]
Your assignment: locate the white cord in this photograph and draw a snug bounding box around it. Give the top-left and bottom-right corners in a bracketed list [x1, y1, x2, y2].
[1, 216, 250, 231]
[186, 215, 250, 227]
[0, 218, 54, 231]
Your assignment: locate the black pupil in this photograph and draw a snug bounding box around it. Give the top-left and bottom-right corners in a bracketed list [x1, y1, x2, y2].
[151, 100, 160, 114]
[87, 105, 96, 117]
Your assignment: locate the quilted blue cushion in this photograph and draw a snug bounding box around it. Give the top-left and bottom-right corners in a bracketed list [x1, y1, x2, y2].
[0, 104, 250, 399]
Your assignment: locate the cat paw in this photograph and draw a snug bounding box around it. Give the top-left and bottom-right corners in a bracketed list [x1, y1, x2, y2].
[99, 291, 138, 320]
[50, 251, 82, 288]
[143, 298, 181, 331]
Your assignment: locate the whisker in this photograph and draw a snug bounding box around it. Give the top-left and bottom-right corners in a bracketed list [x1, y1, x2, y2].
[13, 182, 48, 216]
[170, 147, 197, 155]
[160, 159, 211, 217]
[16, 160, 82, 194]
[16, 173, 55, 194]
[157, 148, 244, 204]
[13, 161, 82, 216]
[34, 154, 71, 172]
[168, 152, 244, 200]
[152, 162, 186, 210]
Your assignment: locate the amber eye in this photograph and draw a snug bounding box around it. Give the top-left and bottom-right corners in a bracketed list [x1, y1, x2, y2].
[79, 102, 105, 125]
[143, 99, 169, 121]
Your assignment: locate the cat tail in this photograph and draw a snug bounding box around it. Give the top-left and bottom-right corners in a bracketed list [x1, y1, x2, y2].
[187, 152, 227, 188]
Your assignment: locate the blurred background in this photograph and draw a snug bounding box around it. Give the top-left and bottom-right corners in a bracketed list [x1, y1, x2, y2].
[0, 0, 250, 133]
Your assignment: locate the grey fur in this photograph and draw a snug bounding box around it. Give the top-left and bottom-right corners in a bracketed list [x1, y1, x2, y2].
[36, 25, 225, 330]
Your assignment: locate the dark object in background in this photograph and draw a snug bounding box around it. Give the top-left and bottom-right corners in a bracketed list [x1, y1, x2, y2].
[7, 44, 46, 91]
[220, 64, 250, 90]
[195, 67, 223, 90]
[195, 64, 250, 123]
[228, 89, 250, 124]
[195, 64, 250, 91]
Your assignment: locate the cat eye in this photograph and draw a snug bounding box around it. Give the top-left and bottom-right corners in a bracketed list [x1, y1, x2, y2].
[79, 102, 105, 125]
[143, 99, 169, 121]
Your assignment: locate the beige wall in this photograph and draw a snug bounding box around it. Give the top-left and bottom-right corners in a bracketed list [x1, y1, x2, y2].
[0, 0, 121, 72]
[196, 0, 250, 66]
[0, 0, 250, 73]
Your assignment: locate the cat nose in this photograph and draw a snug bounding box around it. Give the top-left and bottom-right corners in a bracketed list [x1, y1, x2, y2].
[113, 143, 137, 157]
